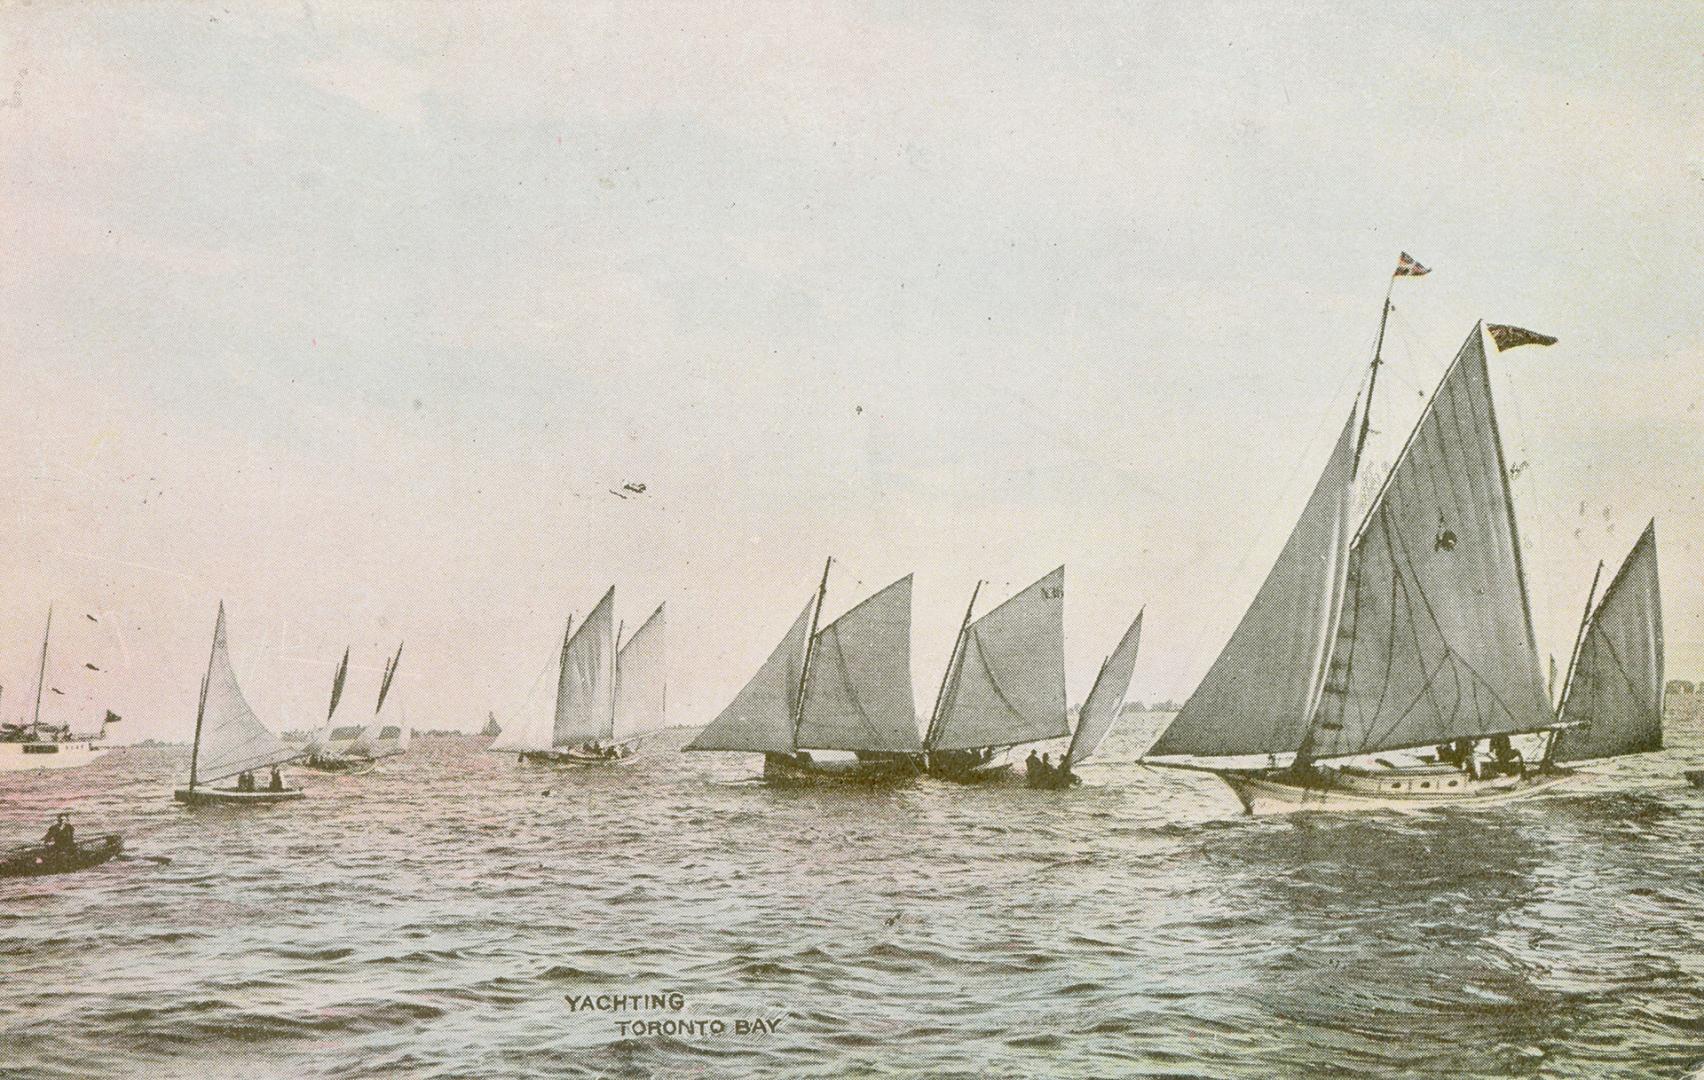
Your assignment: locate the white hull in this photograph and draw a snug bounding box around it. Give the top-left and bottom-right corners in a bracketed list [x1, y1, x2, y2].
[173, 785, 305, 806]
[1218, 764, 1577, 815]
[0, 740, 110, 773]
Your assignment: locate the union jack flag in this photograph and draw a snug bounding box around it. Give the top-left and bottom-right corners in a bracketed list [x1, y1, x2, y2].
[1394, 252, 1431, 277]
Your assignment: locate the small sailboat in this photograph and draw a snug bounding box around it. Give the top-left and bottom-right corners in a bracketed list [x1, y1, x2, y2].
[1548, 523, 1664, 770]
[1, 833, 124, 879]
[921, 567, 1068, 782]
[173, 604, 305, 805]
[1142, 285, 1663, 813]
[0, 609, 121, 773]
[686, 559, 924, 784]
[490, 589, 665, 765]
[1030, 609, 1144, 789]
[481, 712, 502, 738]
[354, 644, 409, 764]
[300, 648, 370, 773]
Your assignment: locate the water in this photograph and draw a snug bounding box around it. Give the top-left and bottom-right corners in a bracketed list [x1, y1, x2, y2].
[5, 706, 1704, 1079]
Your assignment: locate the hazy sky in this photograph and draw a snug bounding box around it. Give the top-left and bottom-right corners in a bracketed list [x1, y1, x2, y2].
[3, 3, 1701, 743]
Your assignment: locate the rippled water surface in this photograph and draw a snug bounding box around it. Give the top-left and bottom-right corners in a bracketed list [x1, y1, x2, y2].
[5, 706, 1704, 1079]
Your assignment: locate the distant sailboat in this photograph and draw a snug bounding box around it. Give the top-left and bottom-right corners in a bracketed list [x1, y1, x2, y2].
[300, 647, 369, 774]
[1143, 293, 1662, 813]
[0, 608, 121, 773]
[1031, 608, 1145, 789]
[481, 712, 502, 738]
[355, 644, 409, 763]
[1549, 523, 1663, 767]
[686, 558, 923, 784]
[174, 604, 305, 805]
[490, 589, 665, 765]
[921, 567, 1068, 782]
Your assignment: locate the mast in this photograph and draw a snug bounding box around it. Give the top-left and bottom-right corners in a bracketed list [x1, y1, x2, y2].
[611, 619, 624, 738]
[792, 557, 833, 739]
[188, 607, 222, 791]
[1354, 283, 1395, 468]
[1555, 561, 1604, 719]
[31, 607, 51, 733]
[925, 581, 981, 750]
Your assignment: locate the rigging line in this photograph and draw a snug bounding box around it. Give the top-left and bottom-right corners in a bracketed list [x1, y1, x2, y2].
[965, 628, 1054, 745]
[1386, 483, 1537, 734]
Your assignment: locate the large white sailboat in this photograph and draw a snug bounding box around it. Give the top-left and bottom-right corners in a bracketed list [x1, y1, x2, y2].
[490, 588, 666, 766]
[1142, 275, 1664, 813]
[174, 603, 306, 805]
[686, 559, 924, 784]
[921, 567, 1069, 782]
[0, 609, 120, 773]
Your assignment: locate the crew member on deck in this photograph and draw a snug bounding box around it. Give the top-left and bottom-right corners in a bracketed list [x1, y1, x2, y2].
[1025, 749, 1042, 784]
[268, 766, 285, 792]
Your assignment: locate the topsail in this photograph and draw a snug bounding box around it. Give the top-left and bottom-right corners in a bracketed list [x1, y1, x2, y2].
[192, 605, 300, 784]
[1552, 522, 1663, 763]
[796, 575, 923, 753]
[927, 567, 1068, 752]
[1306, 326, 1552, 759]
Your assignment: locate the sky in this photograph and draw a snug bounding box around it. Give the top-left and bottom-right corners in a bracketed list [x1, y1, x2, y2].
[2, 2, 1701, 743]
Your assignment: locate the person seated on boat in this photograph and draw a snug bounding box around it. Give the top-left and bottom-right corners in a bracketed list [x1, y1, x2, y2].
[268, 766, 285, 792]
[1025, 749, 1042, 784]
[1040, 753, 1056, 784]
[1449, 738, 1479, 779]
[235, 771, 252, 792]
[1487, 734, 1524, 778]
[603, 745, 618, 759]
[1435, 742, 1460, 766]
[42, 814, 74, 851]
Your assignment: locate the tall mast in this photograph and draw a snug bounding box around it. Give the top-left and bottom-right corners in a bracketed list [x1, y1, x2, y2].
[1354, 281, 1396, 469]
[792, 557, 833, 739]
[1556, 561, 1604, 717]
[611, 618, 624, 734]
[925, 581, 981, 750]
[31, 606, 51, 732]
[552, 615, 573, 746]
[189, 606, 223, 790]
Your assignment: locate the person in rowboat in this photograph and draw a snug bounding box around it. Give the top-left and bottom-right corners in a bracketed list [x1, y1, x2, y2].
[42, 814, 74, 852]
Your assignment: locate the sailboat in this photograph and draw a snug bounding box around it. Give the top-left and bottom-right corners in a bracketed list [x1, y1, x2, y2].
[1548, 522, 1663, 769]
[1030, 609, 1145, 789]
[353, 644, 409, 763]
[0, 608, 121, 773]
[174, 603, 306, 805]
[481, 712, 502, 738]
[920, 567, 1068, 782]
[1142, 286, 1663, 813]
[300, 647, 371, 773]
[685, 558, 923, 784]
[489, 589, 666, 765]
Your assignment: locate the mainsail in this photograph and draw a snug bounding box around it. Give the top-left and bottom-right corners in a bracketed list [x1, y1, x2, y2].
[554, 587, 616, 746]
[1552, 522, 1663, 763]
[1146, 409, 1358, 758]
[927, 567, 1068, 751]
[796, 575, 923, 753]
[304, 647, 350, 757]
[190, 605, 299, 785]
[614, 603, 667, 742]
[685, 598, 813, 753]
[1065, 609, 1144, 767]
[1306, 326, 1552, 759]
